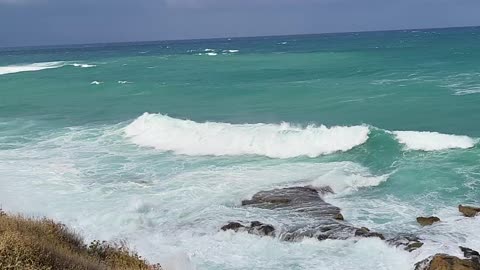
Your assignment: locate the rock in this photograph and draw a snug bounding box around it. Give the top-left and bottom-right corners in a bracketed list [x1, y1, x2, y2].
[221, 222, 245, 231]
[414, 254, 480, 270]
[407, 242, 425, 251]
[354, 227, 385, 240]
[417, 216, 441, 226]
[239, 186, 383, 242]
[459, 205, 480, 217]
[460, 247, 480, 263]
[387, 234, 424, 252]
[221, 221, 275, 237]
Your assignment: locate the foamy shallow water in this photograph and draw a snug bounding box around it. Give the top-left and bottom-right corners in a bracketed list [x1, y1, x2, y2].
[1, 116, 479, 270]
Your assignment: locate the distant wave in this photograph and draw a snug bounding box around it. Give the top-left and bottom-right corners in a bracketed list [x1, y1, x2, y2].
[0, 61, 65, 75]
[0, 61, 96, 75]
[71, 63, 96, 68]
[393, 131, 476, 151]
[124, 113, 370, 158]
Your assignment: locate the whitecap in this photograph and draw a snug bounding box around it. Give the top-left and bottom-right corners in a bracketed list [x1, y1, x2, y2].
[91, 81, 103, 85]
[124, 113, 370, 158]
[0, 61, 65, 75]
[393, 131, 476, 151]
[71, 63, 96, 68]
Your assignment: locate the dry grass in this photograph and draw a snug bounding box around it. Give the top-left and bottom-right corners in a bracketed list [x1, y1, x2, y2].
[0, 209, 161, 270]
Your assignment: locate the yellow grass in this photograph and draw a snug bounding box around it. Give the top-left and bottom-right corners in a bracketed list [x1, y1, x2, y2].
[0, 209, 161, 270]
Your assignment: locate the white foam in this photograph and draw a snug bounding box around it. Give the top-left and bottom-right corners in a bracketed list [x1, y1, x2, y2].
[205, 52, 217, 56]
[91, 81, 103, 85]
[124, 113, 370, 158]
[0, 61, 65, 75]
[223, 49, 239, 53]
[311, 162, 390, 193]
[393, 131, 476, 151]
[118, 80, 133, 84]
[71, 63, 96, 68]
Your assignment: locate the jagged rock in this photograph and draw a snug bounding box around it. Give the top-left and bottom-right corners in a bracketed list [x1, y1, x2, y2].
[221, 222, 245, 231]
[417, 216, 441, 226]
[354, 227, 385, 240]
[238, 186, 383, 242]
[459, 205, 480, 217]
[221, 221, 275, 237]
[387, 234, 424, 252]
[461, 247, 480, 263]
[414, 254, 480, 270]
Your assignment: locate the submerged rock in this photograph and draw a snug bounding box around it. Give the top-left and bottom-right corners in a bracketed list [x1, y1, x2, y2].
[459, 205, 480, 217]
[417, 216, 441, 226]
[387, 234, 424, 252]
[461, 247, 480, 263]
[414, 254, 480, 270]
[221, 221, 275, 237]
[236, 186, 384, 241]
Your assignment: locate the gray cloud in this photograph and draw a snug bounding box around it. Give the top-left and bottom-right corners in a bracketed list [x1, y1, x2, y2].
[1, 0, 480, 47]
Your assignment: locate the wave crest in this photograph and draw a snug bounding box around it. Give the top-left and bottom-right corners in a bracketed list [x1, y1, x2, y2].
[124, 113, 370, 158]
[0, 61, 96, 75]
[393, 131, 476, 151]
[0, 61, 65, 75]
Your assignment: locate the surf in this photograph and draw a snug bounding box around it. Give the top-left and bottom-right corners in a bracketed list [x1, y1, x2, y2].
[124, 113, 371, 158]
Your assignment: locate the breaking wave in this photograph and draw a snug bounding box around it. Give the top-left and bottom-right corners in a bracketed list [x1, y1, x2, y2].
[124, 113, 370, 158]
[393, 131, 476, 151]
[0, 61, 65, 75]
[0, 61, 96, 75]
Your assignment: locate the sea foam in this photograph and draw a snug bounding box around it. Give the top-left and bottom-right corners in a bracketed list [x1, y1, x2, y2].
[124, 113, 370, 158]
[0, 61, 96, 75]
[393, 131, 476, 151]
[0, 61, 65, 75]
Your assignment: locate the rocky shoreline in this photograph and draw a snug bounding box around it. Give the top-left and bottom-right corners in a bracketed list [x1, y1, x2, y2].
[221, 185, 480, 270]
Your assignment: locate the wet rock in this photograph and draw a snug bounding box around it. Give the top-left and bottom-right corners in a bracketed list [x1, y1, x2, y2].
[417, 216, 441, 226]
[241, 186, 343, 219]
[459, 205, 480, 217]
[354, 227, 385, 240]
[387, 234, 424, 252]
[221, 222, 245, 231]
[414, 254, 480, 270]
[239, 186, 383, 242]
[221, 221, 275, 237]
[308, 185, 335, 196]
[460, 247, 480, 263]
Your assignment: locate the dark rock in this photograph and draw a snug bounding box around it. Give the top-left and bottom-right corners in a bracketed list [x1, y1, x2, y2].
[459, 205, 480, 217]
[354, 227, 385, 240]
[221, 222, 245, 231]
[414, 254, 480, 270]
[248, 221, 275, 236]
[461, 247, 480, 263]
[238, 186, 383, 242]
[307, 185, 335, 196]
[221, 221, 275, 237]
[387, 234, 424, 252]
[417, 216, 441, 226]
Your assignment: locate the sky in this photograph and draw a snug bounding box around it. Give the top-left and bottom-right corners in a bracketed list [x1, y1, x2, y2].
[1, 0, 480, 47]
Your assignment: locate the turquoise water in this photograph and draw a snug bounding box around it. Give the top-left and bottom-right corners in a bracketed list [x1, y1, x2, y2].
[1, 27, 480, 269]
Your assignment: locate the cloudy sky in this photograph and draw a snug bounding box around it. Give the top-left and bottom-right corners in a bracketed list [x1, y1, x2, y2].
[1, 0, 480, 47]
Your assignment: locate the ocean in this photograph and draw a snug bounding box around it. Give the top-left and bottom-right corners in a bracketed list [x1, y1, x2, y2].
[1, 26, 480, 269]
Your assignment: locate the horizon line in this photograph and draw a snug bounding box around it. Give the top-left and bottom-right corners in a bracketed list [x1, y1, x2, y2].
[1, 24, 479, 51]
